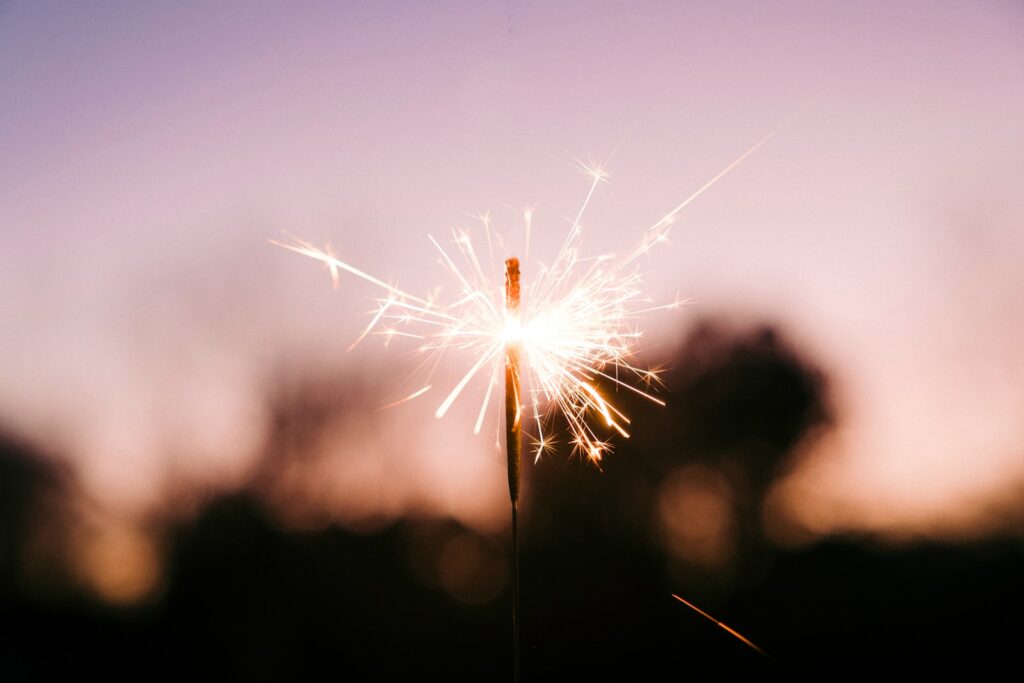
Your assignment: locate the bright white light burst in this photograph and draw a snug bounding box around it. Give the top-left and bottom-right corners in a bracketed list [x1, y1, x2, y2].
[273, 133, 779, 464]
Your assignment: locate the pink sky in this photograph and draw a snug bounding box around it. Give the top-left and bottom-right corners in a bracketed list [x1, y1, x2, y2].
[2, 1, 1023, 537]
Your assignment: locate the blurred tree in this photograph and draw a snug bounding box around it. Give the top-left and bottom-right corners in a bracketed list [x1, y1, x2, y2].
[530, 316, 831, 585]
[0, 433, 75, 601]
[660, 319, 831, 554]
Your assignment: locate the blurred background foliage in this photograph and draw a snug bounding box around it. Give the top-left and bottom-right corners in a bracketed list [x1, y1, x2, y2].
[2, 316, 1021, 678]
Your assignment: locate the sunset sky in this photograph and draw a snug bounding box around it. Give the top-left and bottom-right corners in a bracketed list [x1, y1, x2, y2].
[2, 0, 1023, 539]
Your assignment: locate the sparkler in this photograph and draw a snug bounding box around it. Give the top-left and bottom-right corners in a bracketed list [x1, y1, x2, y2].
[270, 123, 784, 467]
[272, 127, 783, 677]
[270, 162, 677, 465]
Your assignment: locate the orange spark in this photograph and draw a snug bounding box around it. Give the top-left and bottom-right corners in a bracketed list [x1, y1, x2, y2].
[671, 594, 768, 657]
[377, 385, 432, 411]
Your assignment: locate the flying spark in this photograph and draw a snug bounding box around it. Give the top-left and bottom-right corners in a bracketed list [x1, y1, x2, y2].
[671, 594, 768, 657]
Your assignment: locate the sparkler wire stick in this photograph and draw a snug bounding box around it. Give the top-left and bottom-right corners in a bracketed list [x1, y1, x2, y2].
[504, 257, 523, 682]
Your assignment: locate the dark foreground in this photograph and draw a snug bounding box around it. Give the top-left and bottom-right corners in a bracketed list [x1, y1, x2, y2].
[3, 490, 1021, 680]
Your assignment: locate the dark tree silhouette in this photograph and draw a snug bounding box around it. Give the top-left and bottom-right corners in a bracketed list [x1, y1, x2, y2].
[0, 433, 74, 601]
[658, 319, 831, 553]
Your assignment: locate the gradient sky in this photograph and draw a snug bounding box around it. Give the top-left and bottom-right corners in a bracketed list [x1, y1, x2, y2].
[2, 1, 1023, 537]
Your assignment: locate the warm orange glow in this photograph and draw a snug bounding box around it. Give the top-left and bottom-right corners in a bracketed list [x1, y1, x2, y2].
[77, 525, 161, 605]
[659, 465, 734, 568]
